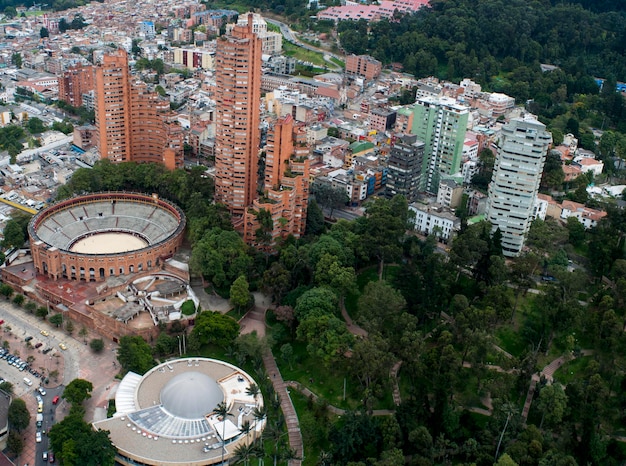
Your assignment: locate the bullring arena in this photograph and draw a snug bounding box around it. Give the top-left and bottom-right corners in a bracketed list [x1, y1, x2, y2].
[1, 192, 194, 341]
[29, 192, 185, 281]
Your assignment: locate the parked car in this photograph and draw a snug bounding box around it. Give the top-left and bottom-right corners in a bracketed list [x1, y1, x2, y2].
[38, 387, 46, 396]
[35, 342, 43, 348]
[36, 431, 42, 443]
[40, 330, 49, 336]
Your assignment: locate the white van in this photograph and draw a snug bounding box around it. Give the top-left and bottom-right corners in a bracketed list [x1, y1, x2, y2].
[23, 377, 32, 386]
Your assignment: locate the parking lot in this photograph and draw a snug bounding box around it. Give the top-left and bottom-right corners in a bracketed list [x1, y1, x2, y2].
[0, 300, 119, 466]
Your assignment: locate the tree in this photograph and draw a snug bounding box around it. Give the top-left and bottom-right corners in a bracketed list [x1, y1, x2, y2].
[191, 311, 239, 347]
[190, 228, 252, 290]
[11, 52, 22, 68]
[297, 313, 353, 366]
[537, 384, 568, 429]
[212, 402, 233, 466]
[314, 253, 356, 297]
[496, 453, 519, 466]
[63, 378, 93, 405]
[65, 318, 75, 335]
[6, 431, 23, 456]
[79, 326, 88, 343]
[8, 398, 30, 432]
[40, 27, 49, 38]
[0, 284, 14, 299]
[117, 335, 155, 374]
[311, 181, 349, 219]
[26, 117, 47, 134]
[12, 294, 24, 306]
[0, 381, 13, 393]
[356, 195, 408, 279]
[357, 280, 406, 334]
[36, 306, 49, 319]
[49, 313, 63, 327]
[230, 275, 251, 312]
[306, 199, 326, 236]
[49, 409, 115, 466]
[3, 6, 17, 18]
[566, 217, 585, 247]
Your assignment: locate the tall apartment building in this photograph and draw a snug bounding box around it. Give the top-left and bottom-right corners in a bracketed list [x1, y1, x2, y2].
[94, 49, 182, 170]
[410, 96, 469, 194]
[244, 115, 309, 247]
[214, 15, 263, 218]
[345, 54, 382, 81]
[386, 133, 425, 202]
[58, 63, 95, 108]
[486, 116, 552, 257]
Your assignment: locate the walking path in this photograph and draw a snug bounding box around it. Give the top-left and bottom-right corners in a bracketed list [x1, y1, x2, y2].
[521, 350, 594, 421]
[285, 381, 395, 416]
[262, 351, 303, 466]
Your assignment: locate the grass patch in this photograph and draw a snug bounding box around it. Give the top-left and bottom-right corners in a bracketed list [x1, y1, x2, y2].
[283, 41, 326, 67]
[330, 57, 344, 68]
[552, 355, 591, 385]
[276, 340, 394, 411]
[290, 389, 336, 466]
[495, 326, 528, 358]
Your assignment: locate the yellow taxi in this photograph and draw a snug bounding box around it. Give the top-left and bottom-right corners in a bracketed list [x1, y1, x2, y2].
[40, 330, 49, 336]
[59, 343, 67, 351]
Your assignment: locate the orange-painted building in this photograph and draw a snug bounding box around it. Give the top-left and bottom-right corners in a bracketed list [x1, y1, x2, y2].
[214, 15, 263, 218]
[94, 49, 182, 169]
[58, 63, 95, 108]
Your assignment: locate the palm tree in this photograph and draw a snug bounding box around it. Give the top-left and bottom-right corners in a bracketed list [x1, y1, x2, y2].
[233, 442, 255, 466]
[246, 383, 260, 404]
[281, 447, 301, 465]
[252, 405, 267, 444]
[212, 401, 233, 465]
[318, 451, 332, 466]
[240, 420, 252, 440]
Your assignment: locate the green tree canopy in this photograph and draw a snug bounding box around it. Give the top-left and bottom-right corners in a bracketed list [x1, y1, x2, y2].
[63, 378, 94, 405]
[8, 398, 29, 432]
[117, 335, 155, 375]
[191, 311, 239, 347]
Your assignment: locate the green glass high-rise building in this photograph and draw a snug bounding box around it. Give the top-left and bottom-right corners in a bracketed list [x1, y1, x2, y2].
[410, 96, 469, 194]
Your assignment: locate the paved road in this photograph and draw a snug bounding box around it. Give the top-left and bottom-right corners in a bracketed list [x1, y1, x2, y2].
[265, 17, 344, 71]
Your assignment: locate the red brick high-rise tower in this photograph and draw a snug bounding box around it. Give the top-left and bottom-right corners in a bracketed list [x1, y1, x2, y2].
[214, 14, 263, 218]
[94, 49, 182, 169]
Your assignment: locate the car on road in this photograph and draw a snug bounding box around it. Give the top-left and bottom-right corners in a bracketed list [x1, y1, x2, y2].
[38, 402, 43, 413]
[25, 336, 33, 342]
[59, 343, 67, 350]
[35, 342, 43, 348]
[52, 395, 59, 404]
[36, 431, 42, 443]
[38, 387, 46, 396]
[42, 450, 48, 461]
[40, 330, 49, 336]
[23, 377, 32, 386]
[49, 451, 55, 463]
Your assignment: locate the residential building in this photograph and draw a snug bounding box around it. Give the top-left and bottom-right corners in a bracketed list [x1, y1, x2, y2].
[58, 63, 95, 108]
[214, 15, 263, 218]
[243, 115, 309, 247]
[437, 178, 463, 209]
[409, 203, 460, 242]
[345, 55, 382, 81]
[94, 49, 182, 169]
[230, 13, 282, 55]
[369, 108, 396, 132]
[410, 96, 469, 193]
[385, 133, 424, 202]
[486, 115, 552, 256]
[560, 200, 606, 229]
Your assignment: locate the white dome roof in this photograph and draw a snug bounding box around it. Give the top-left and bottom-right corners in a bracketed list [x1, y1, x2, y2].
[160, 371, 224, 419]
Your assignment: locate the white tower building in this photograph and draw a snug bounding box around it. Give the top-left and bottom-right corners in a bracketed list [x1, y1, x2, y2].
[486, 115, 552, 256]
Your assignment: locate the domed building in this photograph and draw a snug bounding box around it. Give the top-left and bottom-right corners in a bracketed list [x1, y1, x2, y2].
[94, 358, 265, 466]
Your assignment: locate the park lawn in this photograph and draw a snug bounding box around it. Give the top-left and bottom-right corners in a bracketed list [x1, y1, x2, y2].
[283, 41, 327, 67]
[552, 355, 591, 385]
[456, 371, 487, 410]
[277, 340, 392, 411]
[495, 326, 528, 358]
